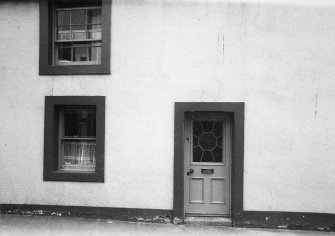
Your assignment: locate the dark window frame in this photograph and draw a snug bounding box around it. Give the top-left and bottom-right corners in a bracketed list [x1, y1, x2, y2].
[44, 96, 105, 182]
[39, 0, 111, 75]
[173, 102, 245, 224]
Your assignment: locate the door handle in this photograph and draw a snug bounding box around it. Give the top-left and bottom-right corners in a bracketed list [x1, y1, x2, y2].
[186, 169, 194, 176]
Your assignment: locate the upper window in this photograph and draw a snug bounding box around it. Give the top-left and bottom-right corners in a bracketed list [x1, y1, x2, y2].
[44, 96, 105, 182]
[39, 0, 111, 75]
[56, 7, 102, 65]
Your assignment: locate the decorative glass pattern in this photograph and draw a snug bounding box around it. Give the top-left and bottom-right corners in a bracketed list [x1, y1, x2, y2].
[192, 121, 223, 162]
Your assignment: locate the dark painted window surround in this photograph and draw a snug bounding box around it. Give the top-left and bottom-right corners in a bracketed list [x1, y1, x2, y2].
[44, 96, 105, 182]
[39, 0, 111, 75]
[173, 102, 245, 224]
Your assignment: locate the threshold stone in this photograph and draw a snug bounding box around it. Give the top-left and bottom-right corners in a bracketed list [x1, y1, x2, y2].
[184, 217, 232, 226]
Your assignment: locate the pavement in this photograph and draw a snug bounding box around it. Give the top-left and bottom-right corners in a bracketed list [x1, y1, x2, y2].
[1, 214, 335, 236]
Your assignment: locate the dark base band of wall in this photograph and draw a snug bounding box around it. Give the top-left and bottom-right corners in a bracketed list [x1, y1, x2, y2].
[0, 204, 173, 224]
[2, 205, 335, 231]
[239, 211, 335, 232]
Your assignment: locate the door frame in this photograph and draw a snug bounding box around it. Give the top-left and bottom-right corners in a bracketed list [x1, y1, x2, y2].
[173, 102, 244, 225]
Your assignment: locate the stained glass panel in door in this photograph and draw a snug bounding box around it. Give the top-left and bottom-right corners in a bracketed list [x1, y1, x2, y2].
[192, 121, 223, 163]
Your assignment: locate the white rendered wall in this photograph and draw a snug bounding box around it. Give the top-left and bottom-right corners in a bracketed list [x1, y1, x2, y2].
[1, 0, 335, 213]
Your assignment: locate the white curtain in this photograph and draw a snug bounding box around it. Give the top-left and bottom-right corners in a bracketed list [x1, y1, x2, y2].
[63, 141, 96, 166]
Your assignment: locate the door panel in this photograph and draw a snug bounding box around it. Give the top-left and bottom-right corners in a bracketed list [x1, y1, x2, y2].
[184, 112, 232, 217]
[190, 178, 205, 203]
[210, 178, 225, 204]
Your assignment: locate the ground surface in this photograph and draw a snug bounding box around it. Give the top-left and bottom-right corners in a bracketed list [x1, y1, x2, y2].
[1, 214, 335, 236]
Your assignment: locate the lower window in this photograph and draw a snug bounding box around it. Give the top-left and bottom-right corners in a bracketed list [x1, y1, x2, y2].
[44, 96, 105, 182]
[59, 107, 96, 172]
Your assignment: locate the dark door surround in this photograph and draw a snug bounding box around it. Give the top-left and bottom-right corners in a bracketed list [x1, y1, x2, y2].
[173, 102, 244, 224]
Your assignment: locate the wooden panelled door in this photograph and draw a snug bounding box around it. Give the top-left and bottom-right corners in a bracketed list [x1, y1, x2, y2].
[184, 112, 232, 217]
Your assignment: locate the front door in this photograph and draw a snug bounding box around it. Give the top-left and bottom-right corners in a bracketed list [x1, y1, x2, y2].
[184, 112, 232, 217]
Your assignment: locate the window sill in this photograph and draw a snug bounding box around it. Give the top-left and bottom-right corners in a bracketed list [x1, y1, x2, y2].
[56, 62, 101, 66]
[52, 170, 95, 174]
[44, 171, 103, 182]
[39, 64, 110, 75]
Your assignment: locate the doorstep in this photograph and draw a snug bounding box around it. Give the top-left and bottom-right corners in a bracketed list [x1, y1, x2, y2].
[184, 217, 232, 226]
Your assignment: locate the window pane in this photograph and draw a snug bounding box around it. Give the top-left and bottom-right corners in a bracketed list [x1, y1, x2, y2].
[193, 121, 203, 136]
[58, 47, 72, 62]
[202, 121, 214, 132]
[72, 32, 88, 40]
[61, 140, 96, 171]
[71, 9, 86, 25]
[193, 146, 203, 162]
[202, 151, 214, 162]
[73, 47, 88, 61]
[57, 32, 71, 41]
[56, 42, 101, 63]
[71, 25, 87, 40]
[57, 25, 70, 40]
[87, 25, 102, 40]
[88, 31, 101, 40]
[61, 109, 96, 172]
[89, 46, 101, 62]
[57, 10, 70, 25]
[64, 110, 96, 137]
[87, 9, 101, 24]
